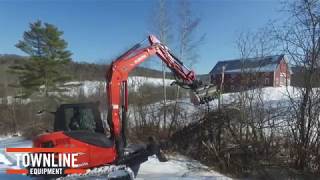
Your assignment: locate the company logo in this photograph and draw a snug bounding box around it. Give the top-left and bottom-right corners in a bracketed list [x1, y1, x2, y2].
[4, 148, 88, 176]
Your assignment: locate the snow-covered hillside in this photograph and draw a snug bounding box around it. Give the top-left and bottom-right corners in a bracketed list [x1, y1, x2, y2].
[206, 86, 298, 108]
[0, 74, 298, 106]
[0, 76, 174, 105]
[67, 79, 297, 106]
[0, 137, 231, 180]
[65, 76, 175, 97]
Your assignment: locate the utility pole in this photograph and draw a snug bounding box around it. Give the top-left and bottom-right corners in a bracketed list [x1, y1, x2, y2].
[218, 65, 225, 111]
[162, 62, 167, 130]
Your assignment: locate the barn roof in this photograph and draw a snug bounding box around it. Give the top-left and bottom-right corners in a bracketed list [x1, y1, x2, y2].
[210, 54, 286, 74]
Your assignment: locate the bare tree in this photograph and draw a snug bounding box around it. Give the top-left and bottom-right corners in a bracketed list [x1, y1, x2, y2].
[177, 0, 205, 67]
[273, 0, 320, 172]
[150, 0, 172, 131]
[171, 0, 205, 134]
[212, 29, 283, 173]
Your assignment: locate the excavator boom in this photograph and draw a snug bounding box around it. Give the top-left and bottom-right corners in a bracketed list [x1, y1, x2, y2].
[106, 35, 215, 158]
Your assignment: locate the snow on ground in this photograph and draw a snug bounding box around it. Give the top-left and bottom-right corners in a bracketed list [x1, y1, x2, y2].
[261, 86, 296, 101]
[0, 75, 299, 107]
[128, 76, 174, 90]
[63, 155, 231, 180]
[0, 137, 31, 180]
[65, 81, 299, 105]
[64, 76, 174, 97]
[0, 76, 175, 104]
[206, 86, 298, 109]
[127, 86, 298, 128]
[0, 137, 231, 180]
[137, 155, 231, 180]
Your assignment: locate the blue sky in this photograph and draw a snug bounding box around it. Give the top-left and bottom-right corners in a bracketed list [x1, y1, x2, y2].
[0, 0, 285, 74]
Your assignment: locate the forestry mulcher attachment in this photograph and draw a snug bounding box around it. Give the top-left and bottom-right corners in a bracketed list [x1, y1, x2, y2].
[33, 35, 217, 179]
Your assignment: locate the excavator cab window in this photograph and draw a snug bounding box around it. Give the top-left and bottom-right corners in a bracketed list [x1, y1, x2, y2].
[54, 102, 105, 134]
[66, 107, 96, 131]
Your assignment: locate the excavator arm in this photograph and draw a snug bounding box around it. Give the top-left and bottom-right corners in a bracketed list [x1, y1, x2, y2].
[106, 35, 214, 159]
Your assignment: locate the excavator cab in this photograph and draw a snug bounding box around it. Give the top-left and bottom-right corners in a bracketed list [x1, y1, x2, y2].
[50, 102, 116, 149]
[53, 102, 105, 133]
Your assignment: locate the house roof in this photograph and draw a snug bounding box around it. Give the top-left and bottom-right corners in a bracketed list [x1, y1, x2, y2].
[210, 54, 286, 74]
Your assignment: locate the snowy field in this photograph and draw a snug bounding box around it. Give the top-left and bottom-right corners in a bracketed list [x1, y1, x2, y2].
[126, 85, 298, 127]
[65, 79, 299, 104]
[0, 75, 298, 106]
[64, 76, 175, 97]
[211, 86, 295, 104]
[0, 137, 231, 180]
[0, 76, 175, 105]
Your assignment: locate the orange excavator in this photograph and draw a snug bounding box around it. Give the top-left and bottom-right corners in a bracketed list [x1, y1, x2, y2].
[33, 35, 216, 179]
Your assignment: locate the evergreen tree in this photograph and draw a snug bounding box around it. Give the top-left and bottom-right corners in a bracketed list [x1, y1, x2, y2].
[10, 20, 72, 98]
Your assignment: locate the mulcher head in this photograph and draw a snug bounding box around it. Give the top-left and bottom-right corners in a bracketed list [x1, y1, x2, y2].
[190, 84, 219, 105]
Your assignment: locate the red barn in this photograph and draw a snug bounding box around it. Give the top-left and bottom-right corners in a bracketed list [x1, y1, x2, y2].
[210, 55, 291, 92]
